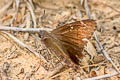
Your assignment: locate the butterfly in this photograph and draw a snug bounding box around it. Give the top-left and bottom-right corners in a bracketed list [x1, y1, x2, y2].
[39, 19, 96, 66]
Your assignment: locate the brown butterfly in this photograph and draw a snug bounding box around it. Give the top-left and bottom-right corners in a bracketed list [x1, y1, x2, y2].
[39, 19, 96, 66]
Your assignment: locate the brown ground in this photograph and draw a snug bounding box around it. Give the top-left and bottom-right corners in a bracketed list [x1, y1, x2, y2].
[0, 0, 120, 80]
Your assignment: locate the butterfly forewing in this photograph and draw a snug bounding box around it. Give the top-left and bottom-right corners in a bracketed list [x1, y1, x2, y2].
[52, 19, 96, 42]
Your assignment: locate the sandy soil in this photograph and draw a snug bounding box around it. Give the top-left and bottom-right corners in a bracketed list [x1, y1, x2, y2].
[0, 0, 120, 80]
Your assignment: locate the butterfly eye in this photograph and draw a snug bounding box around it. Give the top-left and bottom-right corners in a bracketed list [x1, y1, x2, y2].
[39, 30, 49, 39]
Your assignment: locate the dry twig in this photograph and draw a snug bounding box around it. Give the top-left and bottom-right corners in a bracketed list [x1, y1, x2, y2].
[84, 0, 120, 73]
[84, 71, 118, 80]
[27, 1, 37, 28]
[94, 32, 120, 73]
[2, 31, 47, 63]
[83, 0, 120, 79]
[28, 0, 35, 10]
[41, 62, 66, 80]
[81, 0, 91, 19]
[84, 0, 91, 19]
[15, 0, 20, 11]
[0, 26, 52, 32]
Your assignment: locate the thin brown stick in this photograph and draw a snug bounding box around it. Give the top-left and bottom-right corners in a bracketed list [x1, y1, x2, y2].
[41, 62, 65, 80]
[51, 67, 72, 79]
[2, 31, 47, 63]
[80, 62, 105, 69]
[84, 71, 118, 80]
[27, 1, 37, 28]
[15, 0, 20, 11]
[28, 0, 35, 10]
[80, 0, 84, 5]
[84, 0, 91, 19]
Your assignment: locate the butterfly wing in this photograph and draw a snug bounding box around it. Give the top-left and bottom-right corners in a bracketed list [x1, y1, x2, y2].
[39, 31, 76, 67]
[51, 19, 96, 64]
